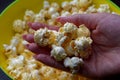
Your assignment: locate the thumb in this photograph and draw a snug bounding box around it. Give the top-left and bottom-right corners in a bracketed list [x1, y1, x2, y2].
[57, 13, 106, 30]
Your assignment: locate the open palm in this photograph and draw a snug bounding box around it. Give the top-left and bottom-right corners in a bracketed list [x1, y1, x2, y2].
[23, 13, 120, 78]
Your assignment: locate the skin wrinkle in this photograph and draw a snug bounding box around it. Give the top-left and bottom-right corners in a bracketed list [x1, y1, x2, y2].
[81, 44, 97, 77]
[89, 44, 101, 77]
[93, 45, 120, 77]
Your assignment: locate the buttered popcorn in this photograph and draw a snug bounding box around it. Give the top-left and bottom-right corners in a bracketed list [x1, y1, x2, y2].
[34, 22, 92, 58]
[34, 22, 92, 73]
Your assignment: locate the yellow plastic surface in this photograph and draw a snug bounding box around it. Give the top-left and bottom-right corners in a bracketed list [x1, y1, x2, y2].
[0, 0, 120, 79]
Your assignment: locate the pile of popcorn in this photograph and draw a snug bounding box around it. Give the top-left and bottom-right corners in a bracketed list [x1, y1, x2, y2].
[34, 22, 92, 73]
[3, 0, 115, 80]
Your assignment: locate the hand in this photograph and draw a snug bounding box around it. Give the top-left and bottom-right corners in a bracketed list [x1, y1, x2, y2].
[23, 13, 120, 78]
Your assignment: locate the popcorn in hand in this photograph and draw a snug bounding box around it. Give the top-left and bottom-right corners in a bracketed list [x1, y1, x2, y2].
[34, 22, 92, 73]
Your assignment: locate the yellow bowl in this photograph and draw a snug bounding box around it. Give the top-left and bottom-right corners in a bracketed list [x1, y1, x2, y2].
[0, 0, 120, 79]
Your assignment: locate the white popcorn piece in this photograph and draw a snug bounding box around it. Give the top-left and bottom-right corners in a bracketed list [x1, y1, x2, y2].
[34, 13, 45, 23]
[34, 28, 50, 46]
[28, 28, 35, 34]
[97, 4, 110, 13]
[64, 57, 83, 73]
[24, 10, 35, 21]
[51, 2, 60, 11]
[13, 19, 26, 33]
[85, 5, 97, 13]
[58, 72, 69, 80]
[43, 0, 50, 9]
[71, 7, 79, 13]
[26, 59, 38, 69]
[59, 22, 77, 39]
[11, 36, 20, 47]
[3, 36, 20, 54]
[47, 19, 55, 26]
[111, 12, 117, 14]
[74, 37, 92, 58]
[26, 63, 37, 69]
[77, 24, 90, 37]
[61, 11, 71, 17]
[48, 7, 57, 15]
[78, 0, 92, 9]
[61, 1, 71, 11]
[21, 72, 32, 80]
[51, 45, 67, 61]
[7, 55, 25, 70]
[70, 0, 79, 7]
[9, 67, 23, 79]
[62, 22, 77, 34]
[74, 37, 92, 50]
[57, 36, 67, 46]
[44, 68, 56, 78]
[39, 9, 49, 18]
[31, 70, 41, 80]
[72, 12, 78, 15]
[51, 12, 59, 20]
[65, 41, 77, 56]
[53, 31, 67, 46]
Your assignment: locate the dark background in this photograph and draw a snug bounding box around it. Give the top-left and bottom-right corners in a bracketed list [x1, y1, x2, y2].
[0, 0, 14, 13]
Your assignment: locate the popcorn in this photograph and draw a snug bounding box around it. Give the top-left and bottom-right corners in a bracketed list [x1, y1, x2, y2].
[34, 23, 92, 58]
[34, 22, 92, 73]
[7, 55, 25, 70]
[24, 10, 35, 22]
[43, 0, 50, 9]
[13, 19, 26, 33]
[31, 70, 41, 80]
[74, 37, 92, 57]
[61, 11, 71, 17]
[51, 45, 67, 61]
[85, 5, 97, 13]
[77, 24, 90, 37]
[34, 13, 45, 23]
[3, 36, 20, 54]
[51, 2, 60, 11]
[71, 7, 79, 13]
[97, 4, 110, 13]
[64, 57, 83, 73]
[21, 72, 32, 80]
[51, 12, 59, 20]
[78, 0, 92, 9]
[34, 28, 50, 46]
[48, 7, 57, 15]
[62, 23, 77, 33]
[70, 0, 79, 7]
[61, 1, 71, 11]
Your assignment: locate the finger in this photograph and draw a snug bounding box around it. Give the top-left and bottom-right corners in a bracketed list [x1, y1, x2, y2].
[34, 54, 69, 71]
[28, 22, 59, 31]
[57, 13, 107, 30]
[25, 43, 51, 54]
[23, 34, 34, 43]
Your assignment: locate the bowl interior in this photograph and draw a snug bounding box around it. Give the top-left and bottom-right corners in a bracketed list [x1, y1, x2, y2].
[0, 0, 120, 78]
